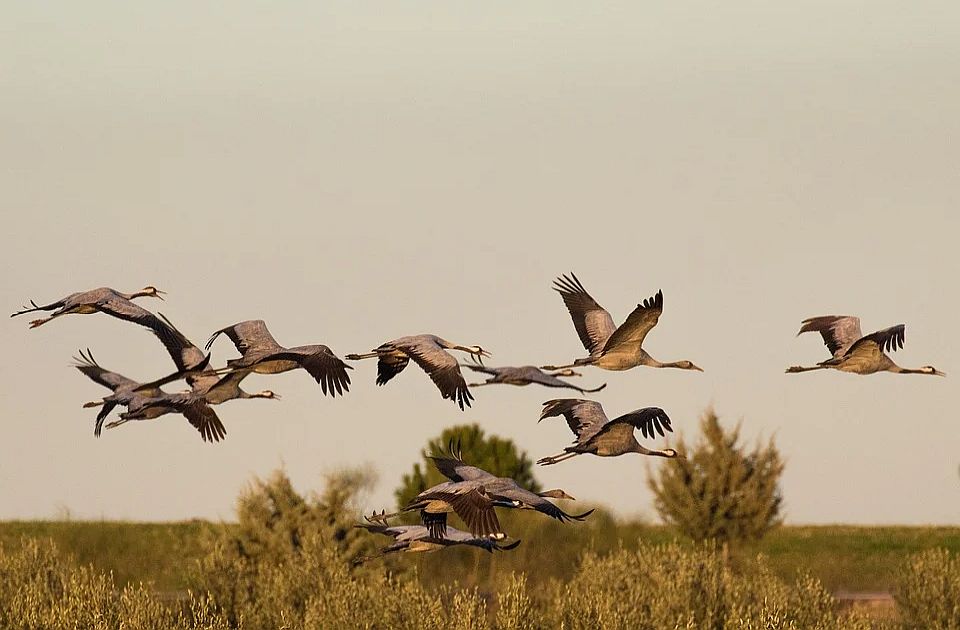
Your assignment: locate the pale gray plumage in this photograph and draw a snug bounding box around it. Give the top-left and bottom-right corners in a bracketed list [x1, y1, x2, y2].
[353, 522, 520, 564]
[142, 314, 280, 404]
[206, 320, 351, 397]
[371, 444, 592, 539]
[12, 286, 167, 330]
[788, 316, 945, 376]
[347, 334, 490, 409]
[542, 273, 702, 373]
[73, 349, 226, 442]
[463, 359, 606, 394]
[536, 398, 678, 466]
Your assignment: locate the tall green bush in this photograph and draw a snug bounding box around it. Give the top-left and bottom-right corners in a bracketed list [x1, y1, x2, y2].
[648, 410, 784, 546]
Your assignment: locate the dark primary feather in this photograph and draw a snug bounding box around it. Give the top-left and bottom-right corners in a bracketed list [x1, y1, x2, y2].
[448, 486, 502, 538]
[606, 407, 673, 440]
[415, 484, 503, 539]
[392, 338, 473, 410]
[180, 399, 227, 442]
[261, 346, 352, 397]
[553, 273, 616, 356]
[130, 396, 227, 443]
[846, 324, 905, 356]
[601, 289, 664, 352]
[421, 510, 448, 539]
[376, 351, 409, 385]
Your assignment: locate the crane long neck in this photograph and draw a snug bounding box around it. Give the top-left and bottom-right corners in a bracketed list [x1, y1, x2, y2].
[634, 443, 672, 458]
[654, 359, 687, 370]
[891, 366, 929, 375]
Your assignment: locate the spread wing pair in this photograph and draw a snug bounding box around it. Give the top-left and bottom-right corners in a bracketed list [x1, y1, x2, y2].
[206, 320, 352, 397]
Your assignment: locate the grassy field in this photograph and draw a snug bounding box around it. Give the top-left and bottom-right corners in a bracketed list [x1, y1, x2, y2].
[3, 519, 958, 595]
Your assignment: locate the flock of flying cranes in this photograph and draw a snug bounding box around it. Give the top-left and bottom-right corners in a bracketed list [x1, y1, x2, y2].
[11, 273, 945, 560]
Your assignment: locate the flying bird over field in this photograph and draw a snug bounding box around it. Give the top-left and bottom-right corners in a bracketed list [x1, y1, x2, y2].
[787, 316, 945, 377]
[205, 320, 351, 397]
[11, 286, 166, 329]
[353, 520, 520, 564]
[144, 314, 281, 404]
[541, 273, 702, 373]
[346, 335, 490, 410]
[537, 399, 678, 466]
[371, 443, 591, 539]
[462, 358, 607, 394]
[73, 349, 226, 442]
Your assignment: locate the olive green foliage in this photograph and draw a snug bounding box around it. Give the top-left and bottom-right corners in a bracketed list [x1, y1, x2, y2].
[895, 547, 960, 629]
[649, 409, 784, 545]
[394, 423, 540, 510]
[0, 538, 229, 630]
[3, 469, 959, 629]
[192, 467, 376, 628]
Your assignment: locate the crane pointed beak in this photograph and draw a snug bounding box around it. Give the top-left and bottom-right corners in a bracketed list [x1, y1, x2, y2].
[935, 369, 946, 377]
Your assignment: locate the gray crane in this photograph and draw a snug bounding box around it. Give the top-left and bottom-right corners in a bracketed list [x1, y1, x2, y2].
[787, 316, 945, 376]
[143, 314, 281, 404]
[371, 443, 591, 539]
[11, 286, 166, 329]
[353, 520, 520, 564]
[462, 358, 607, 394]
[74, 349, 226, 442]
[346, 335, 491, 410]
[541, 273, 703, 373]
[205, 320, 351, 397]
[536, 399, 678, 466]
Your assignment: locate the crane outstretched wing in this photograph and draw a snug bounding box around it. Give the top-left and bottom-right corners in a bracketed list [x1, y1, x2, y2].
[844, 324, 905, 358]
[375, 351, 409, 385]
[553, 273, 616, 357]
[205, 320, 283, 357]
[73, 349, 138, 392]
[526, 369, 607, 393]
[264, 346, 352, 396]
[605, 406, 673, 440]
[429, 442, 495, 482]
[178, 399, 226, 443]
[539, 399, 609, 444]
[154, 313, 209, 372]
[393, 339, 473, 410]
[798, 315, 862, 358]
[96, 296, 173, 337]
[602, 290, 663, 353]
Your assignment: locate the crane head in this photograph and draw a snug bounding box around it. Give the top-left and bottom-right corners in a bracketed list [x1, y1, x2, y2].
[538, 489, 576, 501]
[677, 360, 703, 372]
[922, 366, 946, 377]
[140, 286, 166, 300]
[661, 448, 682, 459]
[257, 390, 281, 399]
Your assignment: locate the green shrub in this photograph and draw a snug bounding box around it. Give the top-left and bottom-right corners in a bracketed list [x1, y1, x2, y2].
[648, 410, 784, 547]
[0, 538, 231, 630]
[895, 547, 960, 629]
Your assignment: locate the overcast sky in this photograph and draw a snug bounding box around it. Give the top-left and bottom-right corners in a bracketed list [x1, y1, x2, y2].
[2, 1, 957, 524]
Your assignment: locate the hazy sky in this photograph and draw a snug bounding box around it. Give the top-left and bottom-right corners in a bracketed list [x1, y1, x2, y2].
[2, 2, 957, 524]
